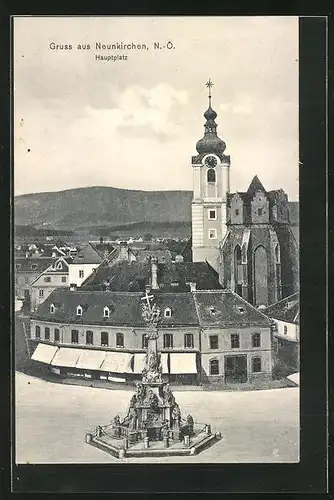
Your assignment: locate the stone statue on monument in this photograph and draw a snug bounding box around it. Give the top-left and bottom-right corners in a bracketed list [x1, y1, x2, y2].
[140, 289, 163, 383]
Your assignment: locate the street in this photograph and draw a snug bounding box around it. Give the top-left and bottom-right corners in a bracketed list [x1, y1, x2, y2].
[15, 371, 299, 464]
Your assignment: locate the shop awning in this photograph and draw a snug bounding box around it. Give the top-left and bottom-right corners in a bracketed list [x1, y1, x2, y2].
[100, 351, 133, 373]
[161, 352, 169, 374]
[31, 343, 59, 364]
[169, 352, 197, 374]
[51, 347, 81, 368]
[133, 352, 169, 374]
[133, 353, 146, 374]
[75, 349, 106, 370]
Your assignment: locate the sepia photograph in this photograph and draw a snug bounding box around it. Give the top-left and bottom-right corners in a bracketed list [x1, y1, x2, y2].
[13, 16, 300, 465]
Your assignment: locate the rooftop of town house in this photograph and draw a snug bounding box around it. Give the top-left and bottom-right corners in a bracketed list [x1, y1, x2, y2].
[81, 259, 222, 293]
[32, 288, 271, 329]
[262, 292, 299, 325]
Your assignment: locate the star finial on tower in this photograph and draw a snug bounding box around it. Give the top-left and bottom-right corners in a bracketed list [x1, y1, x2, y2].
[205, 78, 214, 98]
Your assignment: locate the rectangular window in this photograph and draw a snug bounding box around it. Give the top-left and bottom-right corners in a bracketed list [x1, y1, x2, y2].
[86, 331, 93, 345]
[71, 330, 78, 344]
[257, 208, 263, 216]
[208, 229, 217, 239]
[252, 333, 261, 348]
[283, 325, 288, 335]
[142, 334, 148, 349]
[79, 270, 84, 278]
[163, 333, 173, 349]
[44, 276, 51, 283]
[235, 209, 240, 216]
[231, 334, 240, 349]
[101, 332, 108, 347]
[15, 264, 21, 271]
[31, 264, 38, 271]
[209, 335, 218, 349]
[210, 359, 219, 375]
[24, 276, 29, 284]
[61, 276, 66, 283]
[44, 327, 50, 340]
[54, 328, 60, 342]
[35, 325, 41, 338]
[184, 333, 194, 349]
[208, 209, 216, 220]
[39, 289, 44, 298]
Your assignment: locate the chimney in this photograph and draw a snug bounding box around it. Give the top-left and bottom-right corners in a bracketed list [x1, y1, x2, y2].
[69, 283, 77, 291]
[119, 241, 129, 261]
[190, 282, 197, 292]
[150, 256, 159, 290]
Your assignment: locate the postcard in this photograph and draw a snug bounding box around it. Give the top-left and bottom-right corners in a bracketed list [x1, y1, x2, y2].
[13, 16, 300, 468]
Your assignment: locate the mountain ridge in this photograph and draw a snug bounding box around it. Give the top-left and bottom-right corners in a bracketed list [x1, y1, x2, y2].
[14, 186, 193, 230]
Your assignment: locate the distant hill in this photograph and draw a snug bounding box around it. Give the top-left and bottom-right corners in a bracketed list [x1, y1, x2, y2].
[14, 186, 298, 240]
[14, 186, 193, 232]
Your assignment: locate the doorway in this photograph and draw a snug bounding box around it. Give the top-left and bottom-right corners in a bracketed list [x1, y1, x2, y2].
[224, 355, 248, 383]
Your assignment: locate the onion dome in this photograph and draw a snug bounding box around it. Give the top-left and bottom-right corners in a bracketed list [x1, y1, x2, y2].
[196, 79, 226, 155]
[204, 106, 217, 121]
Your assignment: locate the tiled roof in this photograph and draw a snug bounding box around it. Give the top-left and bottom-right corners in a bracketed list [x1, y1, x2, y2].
[263, 292, 299, 324]
[32, 290, 198, 327]
[15, 257, 54, 273]
[33, 288, 271, 329]
[81, 260, 222, 292]
[194, 291, 271, 327]
[135, 249, 173, 264]
[72, 243, 104, 265]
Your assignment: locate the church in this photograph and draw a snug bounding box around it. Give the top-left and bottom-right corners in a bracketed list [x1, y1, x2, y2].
[191, 80, 299, 307]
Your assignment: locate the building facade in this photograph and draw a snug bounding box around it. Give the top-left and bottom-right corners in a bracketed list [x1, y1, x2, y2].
[15, 256, 54, 301]
[28, 288, 272, 386]
[30, 256, 71, 312]
[263, 292, 300, 374]
[68, 242, 105, 288]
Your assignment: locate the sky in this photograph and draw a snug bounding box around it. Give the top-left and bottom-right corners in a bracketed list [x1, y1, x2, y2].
[14, 16, 299, 200]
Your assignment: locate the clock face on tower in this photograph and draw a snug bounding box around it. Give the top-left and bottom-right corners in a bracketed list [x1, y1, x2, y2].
[204, 155, 217, 168]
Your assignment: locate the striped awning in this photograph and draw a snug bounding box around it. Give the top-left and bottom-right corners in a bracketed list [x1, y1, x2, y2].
[169, 352, 197, 374]
[31, 343, 59, 364]
[51, 347, 81, 368]
[100, 351, 133, 373]
[75, 349, 106, 370]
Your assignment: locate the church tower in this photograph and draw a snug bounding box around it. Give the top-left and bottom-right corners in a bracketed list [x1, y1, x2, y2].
[191, 80, 231, 272]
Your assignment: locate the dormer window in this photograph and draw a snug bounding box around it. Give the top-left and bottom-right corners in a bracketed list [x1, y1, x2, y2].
[103, 306, 110, 318]
[164, 307, 172, 318]
[76, 305, 83, 316]
[50, 304, 55, 314]
[257, 208, 263, 216]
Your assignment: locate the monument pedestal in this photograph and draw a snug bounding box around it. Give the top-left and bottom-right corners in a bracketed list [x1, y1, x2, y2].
[85, 290, 221, 459]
